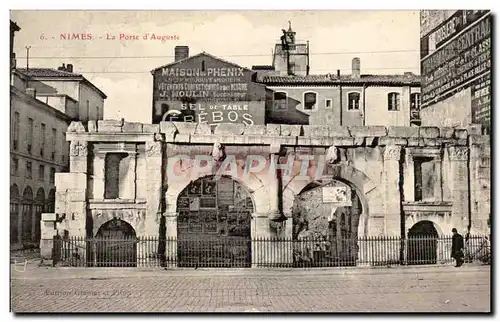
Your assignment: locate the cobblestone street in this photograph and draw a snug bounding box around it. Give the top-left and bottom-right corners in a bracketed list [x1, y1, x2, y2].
[11, 265, 491, 313]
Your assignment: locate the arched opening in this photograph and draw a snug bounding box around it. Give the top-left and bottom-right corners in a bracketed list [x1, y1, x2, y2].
[35, 188, 45, 245]
[10, 185, 20, 245]
[176, 175, 254, 268]
[47, 189, 56, 213]
[21, 186, 34, 246]
[95, 218, 137, 267]
[292, 179, 363, 267]
[407, 220, 439, 265]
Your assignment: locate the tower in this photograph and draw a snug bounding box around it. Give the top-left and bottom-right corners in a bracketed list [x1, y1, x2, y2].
[273, 22, 309, 76]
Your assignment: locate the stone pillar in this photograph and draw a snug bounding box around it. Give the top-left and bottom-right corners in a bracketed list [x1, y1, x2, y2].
[93, 153, 106, 200]
[403, 149, 415, 202]
[251, 212, 270, 267]
[144, 140, 163, 265]
[165, 212, 177, 267]
[267, 152, 282, 222]
[69, 141, 88, 173]
[383, 145, 402, 235]
[383, 145, 402, 264]
[128, 150, 137, 200]
[448, 146, 470, 234]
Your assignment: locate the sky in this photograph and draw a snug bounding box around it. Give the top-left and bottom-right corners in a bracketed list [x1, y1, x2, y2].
[10, 10, 421, 123]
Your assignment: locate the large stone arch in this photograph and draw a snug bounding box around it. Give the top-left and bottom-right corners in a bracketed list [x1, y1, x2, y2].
[92, 211, 140, 237]
[165, 163, 270, 215]
[283, 164, 376, 237]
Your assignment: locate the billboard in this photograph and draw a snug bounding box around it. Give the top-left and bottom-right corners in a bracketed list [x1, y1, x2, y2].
[420, 12, 491, 107]
[153, 100, 265, 126]
[471, 72, 491, 129]
[152, 53, 267, 124]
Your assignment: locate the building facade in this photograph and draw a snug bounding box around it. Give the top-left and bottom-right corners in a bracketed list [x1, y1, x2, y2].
[10, 85, 70, 248]
[10, 21, 107, 249]
[18, 64, 107, 122]
[259, 59, 421, 127]
[43, 120, 490, 267]
[419, 10, 491, 133]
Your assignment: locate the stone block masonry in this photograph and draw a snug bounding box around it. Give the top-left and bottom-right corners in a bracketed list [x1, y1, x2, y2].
[45, 121, 490, 268]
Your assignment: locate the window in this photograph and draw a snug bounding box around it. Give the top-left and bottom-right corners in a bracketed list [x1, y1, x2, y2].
[26, 161, 32, 179]
[347, 92, 360, 110]
[50, 167, 56, 184]
[13, 111, 20, 150]
[303, 92, 317, 110]
[104, 153, 128, 199]
[410, 93, 421, 110]
[388, 92, 400, 111]
[40, 123, 46, 157]
[27, 118, 33, 154]
[325, 99, 332, 108]
[38, 164, 45, 181]
[201, 60, 205, 72]
[273, 92, 288, 110]
[11, 157, 18, 175]
[414, 156, 438, 201]
[86, 100, 90, 120]
[96, 106, 100, 120]
[51, 128, 57, 161]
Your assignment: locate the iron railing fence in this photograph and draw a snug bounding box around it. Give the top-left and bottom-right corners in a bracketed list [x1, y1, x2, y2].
[37, 235, 490, 268]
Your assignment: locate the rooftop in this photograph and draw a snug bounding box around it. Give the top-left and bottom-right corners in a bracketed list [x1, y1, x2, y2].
[261, 73, 421, 86]
[17, 68, 107, 99]
[18, 68, 82, 78]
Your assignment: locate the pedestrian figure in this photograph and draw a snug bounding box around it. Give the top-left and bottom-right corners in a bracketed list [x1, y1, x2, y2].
[451, 228, 464, 267]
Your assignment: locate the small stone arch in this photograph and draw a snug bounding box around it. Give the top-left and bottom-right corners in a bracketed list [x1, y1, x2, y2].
[407, 220, 440, 265]
[92, 211, 139, 237]
[23, 186, 33, 201]
[95, 218, 137, 267]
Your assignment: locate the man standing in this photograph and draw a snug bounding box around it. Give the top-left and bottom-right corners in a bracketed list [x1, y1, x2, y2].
[451, 228, 465, 267]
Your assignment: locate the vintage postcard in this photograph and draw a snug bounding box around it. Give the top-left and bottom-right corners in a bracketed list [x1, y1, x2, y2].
[9, 9, 491, 313]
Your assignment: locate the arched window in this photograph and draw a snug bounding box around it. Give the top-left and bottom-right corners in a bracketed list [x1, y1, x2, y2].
[303, 92, 317, 110]
[388, 92, 401, 111]
[22, 186, 34, 243]
[10, 184, 20, 244]
[35, 188, 45, 244]
[273, 92, 287, 110]
[410, 93, 421, 110]
[347, 92, 360, 110]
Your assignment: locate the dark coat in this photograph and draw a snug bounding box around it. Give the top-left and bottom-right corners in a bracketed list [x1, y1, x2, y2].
[452, 233, 465, 258]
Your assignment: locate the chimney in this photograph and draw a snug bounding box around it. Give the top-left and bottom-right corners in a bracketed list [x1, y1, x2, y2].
[352, 57, 360, 79]
[337, 69, 341, 78]
[26, 88, 36, 97]
[66, 64, 74, 73]
[57, 63, 66, 71]
[174, 46, 189, 62]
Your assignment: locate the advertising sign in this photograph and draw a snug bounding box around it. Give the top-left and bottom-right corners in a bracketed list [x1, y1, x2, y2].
[154, 100, 265, 126]
[420, 10, 457, 38]
[471, 72, 491, 128]
[420, 10, 490, 59]
[421, 14, 491, 107]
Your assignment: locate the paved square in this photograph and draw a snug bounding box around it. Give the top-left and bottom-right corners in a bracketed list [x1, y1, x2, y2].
[11, 265, 491, 313]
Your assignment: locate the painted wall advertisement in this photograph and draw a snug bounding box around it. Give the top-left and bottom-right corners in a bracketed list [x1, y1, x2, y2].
[421, 13, 491, 107]
[420, 10, 490, 59]
[471, 72, 491, 128]
[152, 58, 266, 125]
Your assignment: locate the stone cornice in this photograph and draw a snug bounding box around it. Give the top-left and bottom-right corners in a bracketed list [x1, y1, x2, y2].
[65, 121, 487, 148]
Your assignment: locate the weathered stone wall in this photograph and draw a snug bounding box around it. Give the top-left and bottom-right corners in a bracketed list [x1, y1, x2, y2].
[42, 119, 490, 266]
